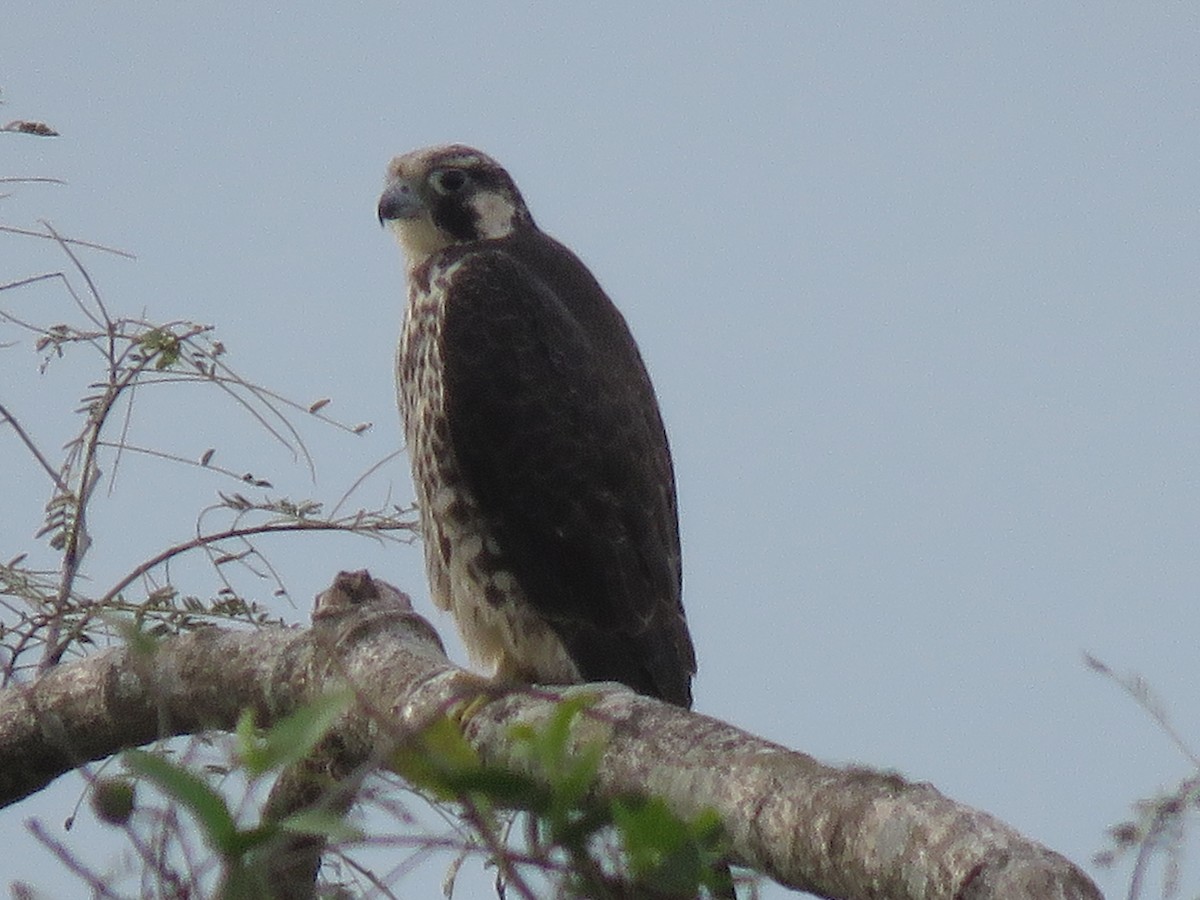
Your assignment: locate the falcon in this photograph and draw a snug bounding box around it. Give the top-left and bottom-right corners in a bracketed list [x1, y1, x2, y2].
[378, 144, 696, 707]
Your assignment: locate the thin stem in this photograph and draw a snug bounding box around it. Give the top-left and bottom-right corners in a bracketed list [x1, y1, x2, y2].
[0, 401, 69, 492]
[95, 519, 410, 611]
[0, 224, 134, 258]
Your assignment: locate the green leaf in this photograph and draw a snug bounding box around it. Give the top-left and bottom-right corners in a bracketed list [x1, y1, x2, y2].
[441, 768, 548, 811]
[91, 777, 136, 825]
[137, 327, 182, 369]
[612, 796, 722, 896]
[279, 809, 365, 843]
[124, 749, 239, 854]
[110, 614, 161, 659]
[218, 859, 271, 900]
[509, 691, 600, 778]
[508, 693, 605, 826]
[540, 692, 598, 770]
[236, 690, 353, 776]
[391, 715, 483, 800]
[554, 738, 603, 810]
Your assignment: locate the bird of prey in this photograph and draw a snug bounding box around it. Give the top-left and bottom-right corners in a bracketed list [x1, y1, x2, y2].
[378, 145, 696, 707]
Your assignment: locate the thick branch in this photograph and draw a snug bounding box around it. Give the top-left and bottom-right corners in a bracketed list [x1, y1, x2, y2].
[0, 571, 447, 807]
[0, 571, 1103, 900]
[413, 679, 1102, 899]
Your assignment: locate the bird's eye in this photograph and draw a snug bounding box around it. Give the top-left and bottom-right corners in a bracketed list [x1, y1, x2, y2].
[432, 169, 468, 194]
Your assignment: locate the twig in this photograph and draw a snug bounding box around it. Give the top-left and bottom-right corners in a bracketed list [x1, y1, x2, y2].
[0, 401, 70, 492]
[93, 440, 261, 484]
[458, 797, 541, 900]
[331, 448, 405, 517]
[94, 518, 412, 611]
[0, 177, 67, 185]
[1084, 653, 1200, 767]
[0, 225, 133, 257]
[41, 221, 113, 352]
[0, 270, 73, 296]
[26, 819, 125, 898]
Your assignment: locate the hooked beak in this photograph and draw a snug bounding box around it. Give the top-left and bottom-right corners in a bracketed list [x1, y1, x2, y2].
[377, 177, 424, 225]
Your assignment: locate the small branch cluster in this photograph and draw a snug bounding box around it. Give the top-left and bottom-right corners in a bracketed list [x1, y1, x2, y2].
[1, 212, 415, 687]
[1087, 654, 1200, 899]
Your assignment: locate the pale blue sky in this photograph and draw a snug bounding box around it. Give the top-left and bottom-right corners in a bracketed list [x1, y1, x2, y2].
[3, 4, 1199, 897]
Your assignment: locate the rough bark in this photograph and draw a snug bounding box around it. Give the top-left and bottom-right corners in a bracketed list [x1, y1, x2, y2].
[0, 571, 1103, 900]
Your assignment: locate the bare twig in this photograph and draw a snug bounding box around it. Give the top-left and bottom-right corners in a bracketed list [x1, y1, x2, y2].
[41, 221, 113, 348]
[26, 819, 124, 898]
[331, 448, 405, 518]
[1086, 653, 1200, 899]
[0, 401, 70, 492]
[0, 177, 66, 186]
[0, 224, 134, 258]
[94, 516, 414, 612]
[1084, 653, 1200, 767]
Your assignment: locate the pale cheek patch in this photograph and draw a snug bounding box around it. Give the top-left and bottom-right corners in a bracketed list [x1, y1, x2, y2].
[393, 216, 452, 268]
[470, 192, 518, 240]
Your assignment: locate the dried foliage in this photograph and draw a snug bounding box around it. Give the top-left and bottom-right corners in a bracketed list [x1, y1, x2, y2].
[0, 206, 416, 685]
[1087, 654, 1200, 900]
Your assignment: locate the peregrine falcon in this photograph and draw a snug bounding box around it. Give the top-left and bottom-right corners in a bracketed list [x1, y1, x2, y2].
[379, 145, 696, 707]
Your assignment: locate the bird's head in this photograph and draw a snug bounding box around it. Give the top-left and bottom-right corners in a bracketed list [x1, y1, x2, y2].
[378, 144, 534, 268]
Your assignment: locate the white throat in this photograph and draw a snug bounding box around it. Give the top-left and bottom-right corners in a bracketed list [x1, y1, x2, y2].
[389, 215, 453, 270]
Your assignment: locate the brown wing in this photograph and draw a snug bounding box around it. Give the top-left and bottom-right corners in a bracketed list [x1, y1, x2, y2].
[439, 231, 696, 707]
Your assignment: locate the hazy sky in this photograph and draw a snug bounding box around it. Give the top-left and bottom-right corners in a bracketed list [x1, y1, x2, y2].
[3, 4, 1199, 897]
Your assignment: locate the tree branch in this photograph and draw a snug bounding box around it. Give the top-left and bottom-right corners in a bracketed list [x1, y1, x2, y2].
[0, 571, 1103, 900]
